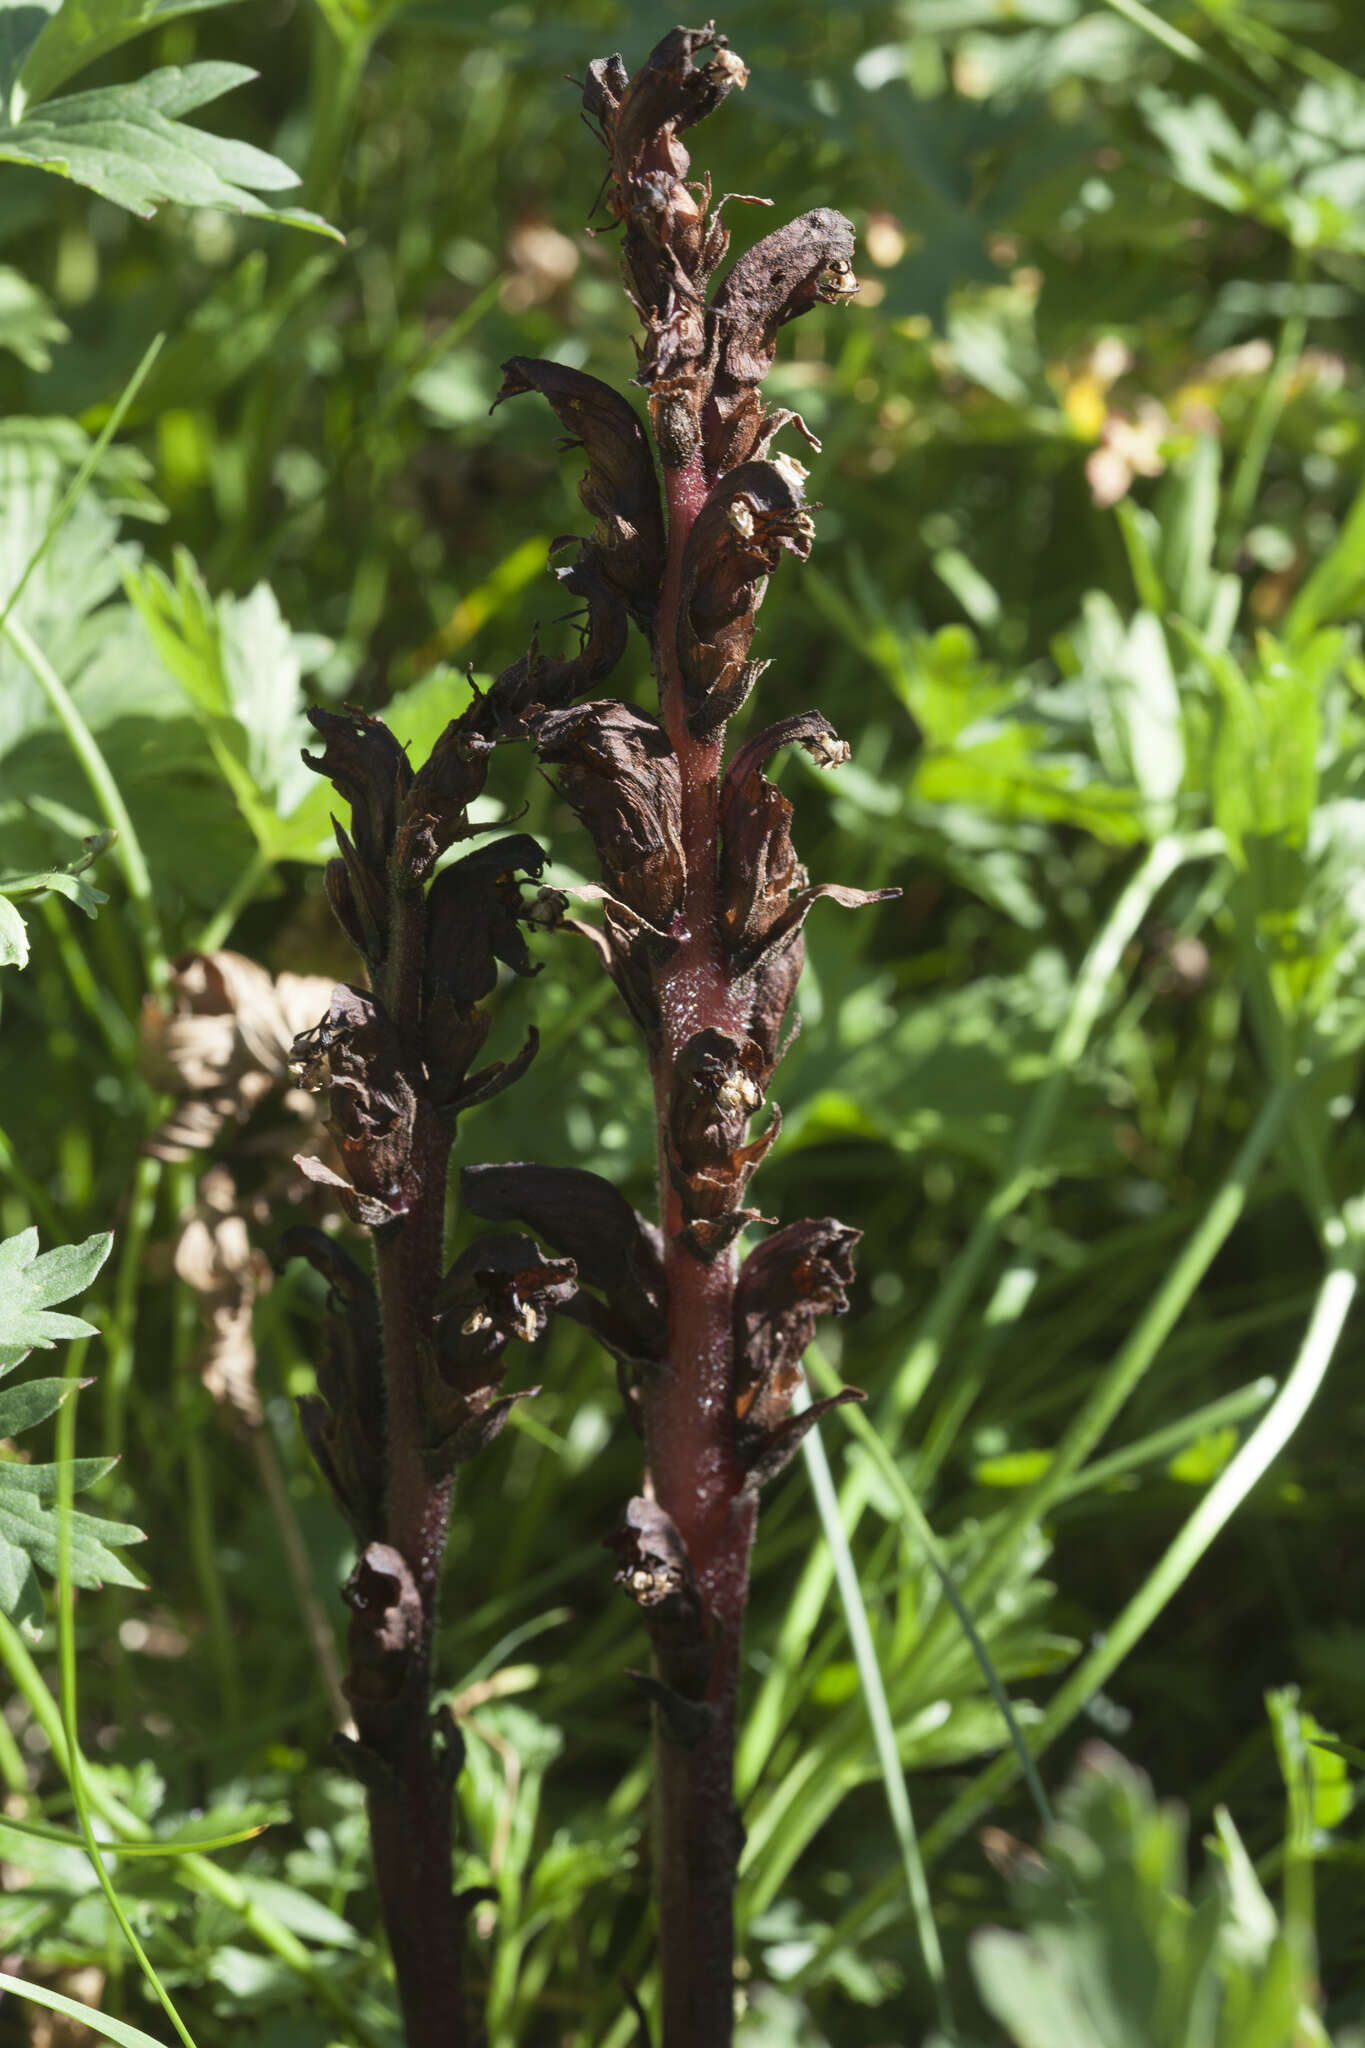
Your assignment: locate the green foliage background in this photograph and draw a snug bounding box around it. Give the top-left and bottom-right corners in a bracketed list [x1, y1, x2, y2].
[3, 0, 1365, 2043]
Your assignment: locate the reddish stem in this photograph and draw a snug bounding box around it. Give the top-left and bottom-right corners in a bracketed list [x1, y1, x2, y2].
[356, 892, 468, 2048]
[645, 453, 757, 2048]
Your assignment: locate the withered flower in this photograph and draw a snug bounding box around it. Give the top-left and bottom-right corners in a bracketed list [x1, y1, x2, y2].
[291, 986, 417, 1230]
[422, 1235, 574, 1474]
[707, 207, 858, 470]
[492, 359, 665, 627]
[666, 1027, 779, 1257]
[733, 1217, 863, 1484]
[280, 1224, 386, 1542]
[534, 701, 684, 926]
[461, 1162, 667, 1372]
[479, 550, 630, 737]
[675, 457, 817, 735]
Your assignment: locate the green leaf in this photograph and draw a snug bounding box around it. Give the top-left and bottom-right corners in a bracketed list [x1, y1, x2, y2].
[0, 2, 60, 110]
[0, 1471, 145, 1624]
[900, 624, 1144, 846]
[0, 1230, 143, 1632]
[125, 548, 334, 862]
[0, 1226, 111, 1369]
[972, 1448, 1053, 1488]
[0, 1971, 173, 2048]
[0, 427, 256, 910]
[0, 888, 28, 967]
[233, 1874, 361, 1949]
[2, 827, 114, 917]
[0, 264, 67, 369]
[14, 0, 238, 111]
[0, 1372, 77, 1434]
[1069, 593, 1185, 836]
[971, 1747, 1317, 2048]
[1159, 434, 1220, 629]
[1311, 1736, 1365, 1773]
[1287, 469, 1365, 645]
[0, 63, 343, 236]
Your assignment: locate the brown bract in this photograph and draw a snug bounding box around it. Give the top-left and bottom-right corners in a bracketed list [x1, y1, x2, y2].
[534, 700, 685, 928]
[707, 207, 857, 470]
[666, 1027, 780, 1257]
[291, 986, 417, 1230]
[492, 359, 665, 629]
[461, 1161, 668, 1373]
[304, 706, 414, 872]
[719, 711, 858, 962]
[400, 716, 493, 883]
[424, 835, 545, 1010]
[732, 1218, 866, 1492]
[675, 457, 816, 736]
[280, 1224, 386, 1541]
[343, 1541, 424, 1720]
[304, 705, 496, 948]
[565, 888, 680, 1045]
[478, 551, 630, 737]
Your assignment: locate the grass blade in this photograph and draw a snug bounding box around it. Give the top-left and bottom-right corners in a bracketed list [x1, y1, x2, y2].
[796, 1382, 954, 2036]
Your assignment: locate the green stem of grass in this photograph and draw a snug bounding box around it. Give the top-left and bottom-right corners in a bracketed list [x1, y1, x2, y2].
[39, 893, 139, 1067]
[3, 614, 168, 994]
[102, 1153, 161, 1462]
[167, 1160, 243, 1725]
[0, 1117, 64, 1239]
[922, 1236, 1360, 1863]
[0, 1610, 389, 2042]
[798, 1231, 1357, 1983]
[903, 1072, 1295, 1688]
[0, 1681, 29, 1794]
[796, 1384, 954, 2036]
[807, 1347, 1055, 1838]
[193, 844, 275, 954]
[738, 828, 1225, 1795]
[0, 334, 163, 643]
[1220, 246, 1311, 568]
[893, 826, 1225, 1435]
[53, 1334, 200, 2048]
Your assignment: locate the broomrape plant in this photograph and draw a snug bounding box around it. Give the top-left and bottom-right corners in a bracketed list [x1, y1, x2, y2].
[12, 6, 1365, 2047]
[280, 22, 891, 2047]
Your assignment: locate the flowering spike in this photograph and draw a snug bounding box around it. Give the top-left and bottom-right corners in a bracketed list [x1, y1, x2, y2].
[281, 562, 552, 2041]
[450, 30, 904, 2041]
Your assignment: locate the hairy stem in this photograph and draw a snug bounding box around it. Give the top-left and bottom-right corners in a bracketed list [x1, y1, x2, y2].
[358, 889, 467, 2048]
[645, 454, 753, 2047]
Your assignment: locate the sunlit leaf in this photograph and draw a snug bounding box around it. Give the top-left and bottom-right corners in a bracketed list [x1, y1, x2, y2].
[0, 63, 342, 236]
